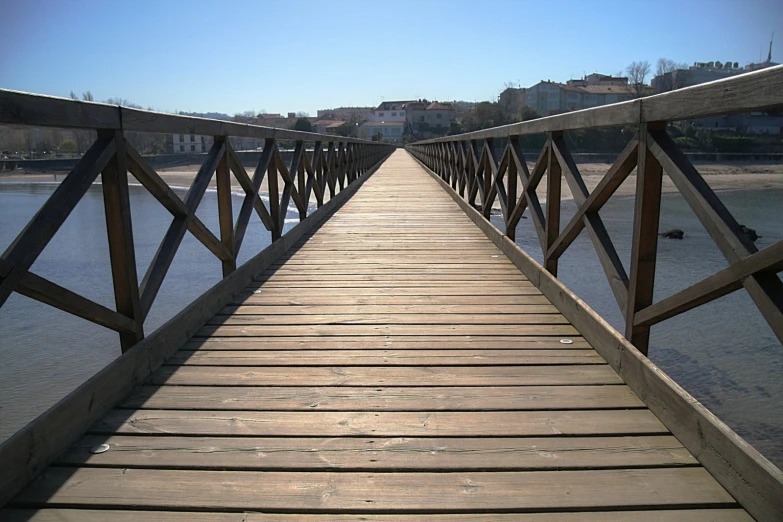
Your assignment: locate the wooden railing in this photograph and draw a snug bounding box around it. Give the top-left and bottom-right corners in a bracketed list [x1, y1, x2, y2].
[0, 89, 394, 351]
[408, 65, 783, 355]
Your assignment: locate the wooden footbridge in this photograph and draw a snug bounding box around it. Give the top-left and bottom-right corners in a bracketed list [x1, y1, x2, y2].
[1, 67, 782, 521]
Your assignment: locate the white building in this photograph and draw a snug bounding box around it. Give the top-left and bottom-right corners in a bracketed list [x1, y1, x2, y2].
[524, 74, 636, 116]
[368, 101, 412, 122]
[358, 121, 405, 142]
[172, 134, 210, 153]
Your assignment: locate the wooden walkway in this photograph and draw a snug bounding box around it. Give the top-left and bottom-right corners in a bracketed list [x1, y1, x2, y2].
[4, 151, 751, 520]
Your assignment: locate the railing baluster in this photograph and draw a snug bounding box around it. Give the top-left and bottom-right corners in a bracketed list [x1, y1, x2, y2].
[326, 142, 337, 199]
[543, 132, 562, 275]
[267, 141, 282, 240]
[98, 129, 144, 351]
[507, 137, 519, 239]
[624, 123, 665, 354]
[215, 137, 236, 278]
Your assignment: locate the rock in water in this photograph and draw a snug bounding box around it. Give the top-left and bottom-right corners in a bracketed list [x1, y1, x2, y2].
[739, 224, 760, 242]
[659, 229, 684, 239]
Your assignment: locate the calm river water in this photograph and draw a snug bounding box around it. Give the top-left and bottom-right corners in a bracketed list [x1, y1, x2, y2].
[1, 181, 782, 468]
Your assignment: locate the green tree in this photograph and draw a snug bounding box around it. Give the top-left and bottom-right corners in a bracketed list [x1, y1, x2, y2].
[371, 131, 384, 142]
[520, 107, 541, 121]
[460, 102, 507, 132]
[294, 118, 312, 132]
[335, 122, 358, 137]
[59, 139, 77, 154]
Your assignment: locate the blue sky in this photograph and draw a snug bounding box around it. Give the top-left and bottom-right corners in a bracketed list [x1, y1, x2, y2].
[1, 0, 781, 115]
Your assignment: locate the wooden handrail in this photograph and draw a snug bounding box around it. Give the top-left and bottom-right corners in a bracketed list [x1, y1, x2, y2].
[0, 91, 394, 351]
[407, 66, 783, 355]
[0, 88, 373, 143]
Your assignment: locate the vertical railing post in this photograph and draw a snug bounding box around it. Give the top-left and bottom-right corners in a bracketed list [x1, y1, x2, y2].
[482, 138, 494, 219]
[214, 136, 236, 277]
[297, 142, 307, 220]
[458, 141, 467, 197]
[267, 140, 281, 241]
[625, 122, 666, 355]
[336, 142, 346, 190]
[543, 132, 562, 275]
[98, 129, 144, 352]
[326, 142, 336, 199]
[469, 139, 479, 208]
[507, 136, 520, 241]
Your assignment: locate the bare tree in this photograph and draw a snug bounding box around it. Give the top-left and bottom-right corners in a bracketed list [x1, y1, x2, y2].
[69, 91, 78, 100]
[625, 61, 651, 97]
[105, 97, 143, 109]
[654, 58, 690, 92]
[82, 91, 94, 101]
[295, 111, 310, 118]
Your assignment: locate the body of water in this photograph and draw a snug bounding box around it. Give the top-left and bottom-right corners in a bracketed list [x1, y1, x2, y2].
[0, 182, 302, 442]
[1, 181, 781, 469]
[492, 187, 783, 466]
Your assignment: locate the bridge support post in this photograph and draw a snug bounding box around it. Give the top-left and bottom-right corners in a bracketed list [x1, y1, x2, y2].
[99, 129, 144, 352]
[543, 132, 562, 276]
[214, 136, 236, 277]
[625, 122, 665, 354]
[267, 142, 282, 241]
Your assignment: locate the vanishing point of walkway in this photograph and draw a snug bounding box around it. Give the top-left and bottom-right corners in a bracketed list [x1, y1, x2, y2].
[5, 151, 749, 520]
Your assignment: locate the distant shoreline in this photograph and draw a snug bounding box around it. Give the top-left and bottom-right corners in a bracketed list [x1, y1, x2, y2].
[2, 161, 781, 206]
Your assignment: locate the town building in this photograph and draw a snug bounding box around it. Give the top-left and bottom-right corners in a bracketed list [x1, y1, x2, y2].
[424, 102, 455, 129]
[498, 87, 526, 119]
[650, 55, 781, 134]
[405, 101, 429, 131]
[404, 100, 456, 135]
[523, 74, 637, 116]
[358, 120, 405, 142]
[651, 59, 779, 93]
[368, 100, 412, 122]
[172, 134, 211, 153]
[316, 107, 373, 121]
[312, 120, 346, 134]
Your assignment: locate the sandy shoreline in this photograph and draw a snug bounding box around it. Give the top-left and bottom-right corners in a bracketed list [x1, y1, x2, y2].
[2, 161, 781, 206]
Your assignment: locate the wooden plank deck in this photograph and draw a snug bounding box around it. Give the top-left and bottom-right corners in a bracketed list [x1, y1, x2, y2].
[3, 151, 751, 520]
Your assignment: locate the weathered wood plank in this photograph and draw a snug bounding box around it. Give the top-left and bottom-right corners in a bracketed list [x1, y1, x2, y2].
[232, 295, 554, 306]
[166, 349, 602, 366]
[0, 144, 387, 509]
[414, 153, 781, 521]
[149, 365, 622, 386]
[60, 434, 691, 470]
[124, 384, 636, 411]
[1, 509, 755, 522]
[244, 285, 540, 294]
[197, 324, 580, 337]
[93, 409, 666, 437]
[12, 467, 734, 511]
[221, 303, 561, 315]
[182, 336, 593, 351]
[207, 313, 570, 326]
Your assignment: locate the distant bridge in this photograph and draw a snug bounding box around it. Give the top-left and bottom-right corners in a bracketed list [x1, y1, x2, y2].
[0, 66, 782, 521]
